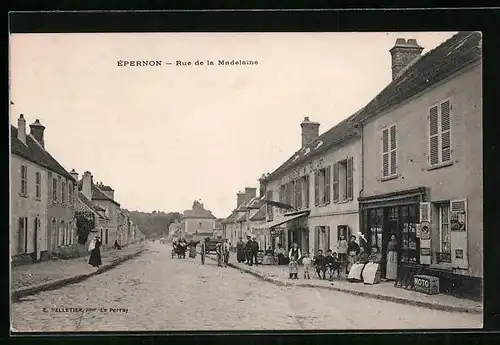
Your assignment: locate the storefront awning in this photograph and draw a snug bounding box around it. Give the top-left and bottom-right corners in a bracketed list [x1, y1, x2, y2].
[255, 211, 309, 231]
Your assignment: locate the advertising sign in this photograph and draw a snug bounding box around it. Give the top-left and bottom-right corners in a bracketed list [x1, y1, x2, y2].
[413, 275, 439, 295]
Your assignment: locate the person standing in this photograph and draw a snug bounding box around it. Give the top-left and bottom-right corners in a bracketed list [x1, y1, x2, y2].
[346, 235, 360, 274]
[223, 238, 230, 267]
[88, 235, 102, 268]
[386, 234, 398, 280]
[288, 242, 302, 263]
[337, 234, 348, 263]
[250, 237, 259, 266]
[245, 236, 253, 265]
[236, 237, 246, 263]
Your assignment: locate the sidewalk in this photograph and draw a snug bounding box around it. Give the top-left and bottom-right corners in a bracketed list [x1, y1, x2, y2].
[211, 252, 483, 314]
[11, 244, 146, 301]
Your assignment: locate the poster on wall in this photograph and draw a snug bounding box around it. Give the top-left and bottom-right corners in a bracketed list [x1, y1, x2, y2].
[420, 221, 430, 240]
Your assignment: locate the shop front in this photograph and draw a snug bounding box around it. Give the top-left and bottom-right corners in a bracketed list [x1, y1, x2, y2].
[255, 211, 309, 253]
[286, 216, 309, 255]
[359, 187, 426, 283]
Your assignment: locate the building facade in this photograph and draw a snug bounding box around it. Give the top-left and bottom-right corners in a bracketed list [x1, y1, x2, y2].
[259, 115, 361, 256]
[11, 115, 77, 263]
[349, 32, 482, 297]
[181, 200, 216, 240]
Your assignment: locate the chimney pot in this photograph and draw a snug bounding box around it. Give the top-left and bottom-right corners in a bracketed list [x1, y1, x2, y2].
[390, 38, 424, 81]
[300, 117, 320, 148]
[17, 114, 27, 145]
[29, 119, 46, 149]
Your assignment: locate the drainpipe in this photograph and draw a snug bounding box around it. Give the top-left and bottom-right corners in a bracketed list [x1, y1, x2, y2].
[356, 122, 364, 237]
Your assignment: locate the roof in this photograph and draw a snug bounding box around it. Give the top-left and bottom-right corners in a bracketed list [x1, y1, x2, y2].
[236, 213, 247, 223]
[11, 126, 76, 182]
[265, 112, 361, 181]
[349, 31, 482, 125]
[77, 191, 109, 220]
[222, 211, 238, 224]
[97, 184, 114, 191]
[182, 209, 216, 219]
[77, 180, 121, 207]
[249, 205, 266, 221]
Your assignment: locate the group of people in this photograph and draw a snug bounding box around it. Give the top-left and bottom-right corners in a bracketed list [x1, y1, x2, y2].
[287, 243, 342, 280]
[215, 238, 230, 267]
[235, 236, 260, 266]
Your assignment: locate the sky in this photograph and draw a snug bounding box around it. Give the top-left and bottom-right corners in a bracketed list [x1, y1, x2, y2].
[9, 31, 456, 218]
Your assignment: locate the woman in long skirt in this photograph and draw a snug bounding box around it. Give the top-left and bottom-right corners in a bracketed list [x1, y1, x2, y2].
[386, 235, 398, 280]
[346, 235, 360, 273]
[89, 236, 102, 268]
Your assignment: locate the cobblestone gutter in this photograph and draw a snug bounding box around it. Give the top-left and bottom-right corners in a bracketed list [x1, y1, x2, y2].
[11, 249, 146, 302]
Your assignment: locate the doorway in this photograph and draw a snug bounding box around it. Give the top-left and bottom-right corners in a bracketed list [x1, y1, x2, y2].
[32, 218, 39, 262]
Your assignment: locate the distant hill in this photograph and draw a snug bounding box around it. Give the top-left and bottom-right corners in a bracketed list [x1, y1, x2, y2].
[125, 209, 182, 238]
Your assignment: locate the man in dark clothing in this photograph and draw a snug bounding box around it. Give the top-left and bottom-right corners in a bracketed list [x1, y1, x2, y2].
[325, 250, 340, 281]
[313, 249, 327, 280]
[250, 238, 259, 266]
[245, 237, 253, 265]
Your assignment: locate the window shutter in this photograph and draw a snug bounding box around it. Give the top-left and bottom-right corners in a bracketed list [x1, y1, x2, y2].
[326, 226, 331, 252]
[347, 157, 353, 200]
[441, 100, 451, 163]
[333, 163, 339, 202]
[296, 179, 302, 209]
[390, 125, 397, 175]
[314, 226, 320, 253]
[382, 128, 389, 177]
[305, 175, 310, 208]
[450, 199, 468, 269]
[325, 166, 331, 204]
[429, 106, 439, 165]
[18, 218, 24, 253]
[314, 171, 319, 206]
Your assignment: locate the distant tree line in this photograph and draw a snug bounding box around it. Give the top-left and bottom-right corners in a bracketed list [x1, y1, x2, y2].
[125, 209, 182, 238]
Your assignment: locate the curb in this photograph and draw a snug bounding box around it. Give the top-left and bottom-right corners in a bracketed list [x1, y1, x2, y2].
[207, 256, 482, 314]
[12, 248, 146, 302]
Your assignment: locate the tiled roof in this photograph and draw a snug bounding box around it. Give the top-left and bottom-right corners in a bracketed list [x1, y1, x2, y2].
[76, 180, 121, 207]
[265, 112, 361, 181]
[11, 126, 75, 182]
[349, 31, 482, 125]
[78, 191, 109, 220]
[97, 184, 114, 191]
[249, 205, 266, 221]
[182, 208, 216, 219]
[236, 213, 247, 223]
[221, 211, 238, 224]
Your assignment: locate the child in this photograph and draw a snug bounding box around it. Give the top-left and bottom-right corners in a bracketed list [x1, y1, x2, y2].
[302, 253, 312, 279]
[337, 235, 348, 263]
[289, 255, 299, 279]
[330, 252, 341, 279]
[313, 249, 327, 280]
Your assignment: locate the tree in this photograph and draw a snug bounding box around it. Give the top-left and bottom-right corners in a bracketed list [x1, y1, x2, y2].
[76, 211, 95, 244]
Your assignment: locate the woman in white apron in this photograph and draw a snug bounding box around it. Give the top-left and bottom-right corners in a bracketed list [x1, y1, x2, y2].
[363, 245, 383, 284]
[348, 246, 368, 282]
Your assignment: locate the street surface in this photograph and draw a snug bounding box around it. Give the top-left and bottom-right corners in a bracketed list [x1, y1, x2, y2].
[11, 242, 482, 331]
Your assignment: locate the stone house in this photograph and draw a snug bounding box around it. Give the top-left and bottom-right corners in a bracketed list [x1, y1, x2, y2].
[348, 32, 482, 297]
[75, 171, 121, 251]
[259, 115, 362, 256]
[222, 188, 257, 247]
[11, 115, 77, 263]
[181, 200, 216, 241]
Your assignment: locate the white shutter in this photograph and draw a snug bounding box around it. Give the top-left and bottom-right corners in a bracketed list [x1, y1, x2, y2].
[429, 106, 439, 166]
[450, 199, 468, 269]
[382, 128, 389, 177]
[390, 125, 397, 175]
[419, 202, 431, 265]
[441, 100, 451, 163]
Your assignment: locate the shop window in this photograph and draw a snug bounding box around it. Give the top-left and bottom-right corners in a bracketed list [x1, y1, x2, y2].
[400, 205, 419, 264]
[368, 209, 383, 250]
[437, 203, 452, 263]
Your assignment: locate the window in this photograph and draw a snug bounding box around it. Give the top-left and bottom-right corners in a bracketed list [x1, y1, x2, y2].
[52, 178, 58, 202]
[35, 172, 41, 199]
[61, 182, 66, 204]
[20, 165, 27, 195]
[68, 183, 73, 205]
[429, 100, 451, 166]
[295, 178, 303, 209]
[382, 124, 397, 177]
[437, 203, 452, 263]
[303, 175, 310, 208]
[333, 158, 354, 202]
[59, 221, 65, 246]
[198, 222, 202, 229]
[314, 226, 330, 253]
[314, 167, 330, 205]
[18, 217, 28, 253]
[266, 190, 274, 221]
